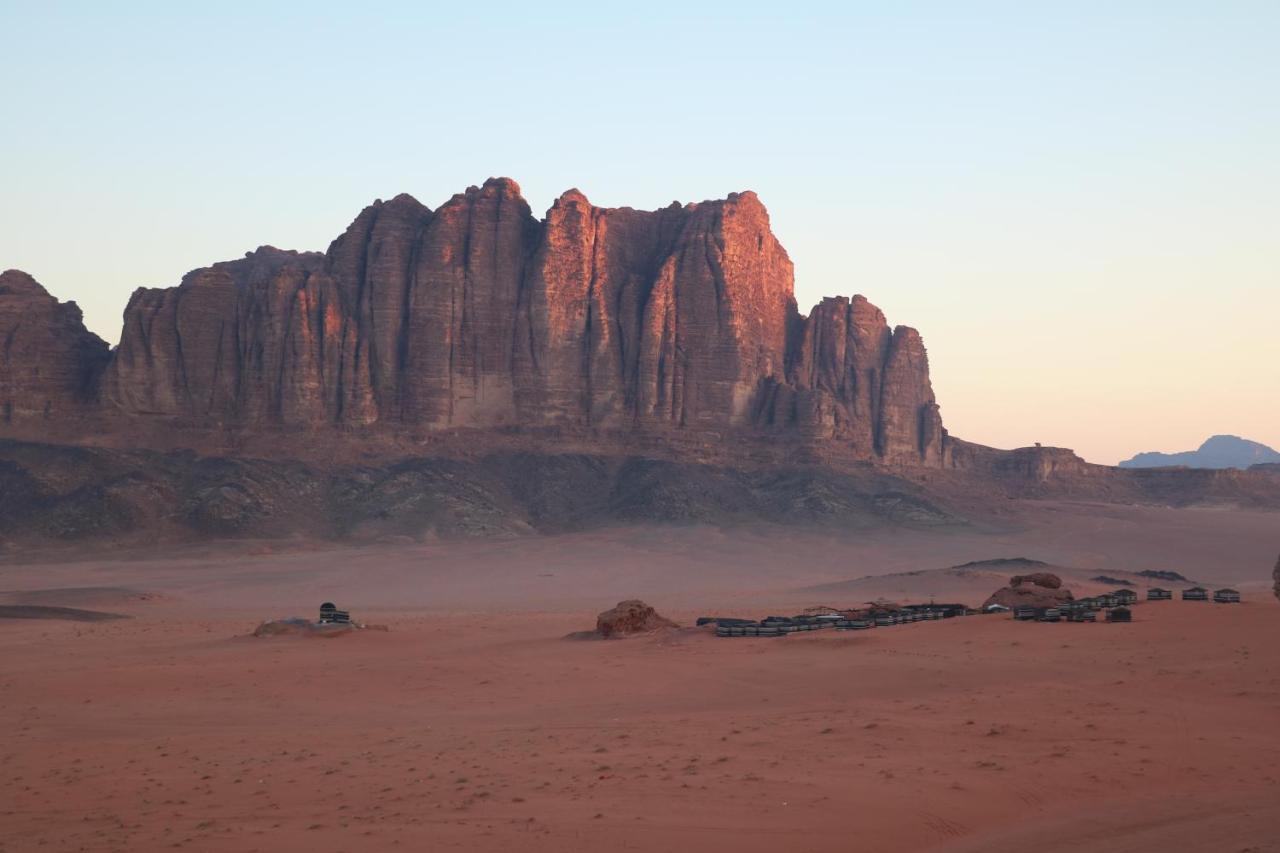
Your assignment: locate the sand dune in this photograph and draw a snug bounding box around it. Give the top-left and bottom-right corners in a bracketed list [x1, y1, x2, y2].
[0, 604, 128, 622]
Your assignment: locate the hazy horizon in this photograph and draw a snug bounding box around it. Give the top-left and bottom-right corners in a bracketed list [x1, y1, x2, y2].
[3, 2, 1277, 464]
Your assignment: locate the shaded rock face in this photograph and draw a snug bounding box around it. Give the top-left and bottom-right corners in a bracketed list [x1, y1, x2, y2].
[759, 295, 944, 463]
[1, 179, 946, 466]
[0, 270, 110, 424]
[595, 599, 678, 638]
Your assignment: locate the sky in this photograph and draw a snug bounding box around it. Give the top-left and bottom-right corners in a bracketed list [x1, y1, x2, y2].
[2, 1, 1277, 464]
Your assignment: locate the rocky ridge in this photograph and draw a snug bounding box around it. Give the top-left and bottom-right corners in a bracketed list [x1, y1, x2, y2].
[1, 179, 945, 467]
[4, 179, 1280, 548]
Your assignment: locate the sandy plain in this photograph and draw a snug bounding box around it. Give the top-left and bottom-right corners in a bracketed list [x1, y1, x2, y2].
[2, 500, 1278, 852]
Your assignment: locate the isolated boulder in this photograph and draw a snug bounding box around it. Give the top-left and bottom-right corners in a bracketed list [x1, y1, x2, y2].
[595, 599, 678, 638]
[983, 573, 1073, 610]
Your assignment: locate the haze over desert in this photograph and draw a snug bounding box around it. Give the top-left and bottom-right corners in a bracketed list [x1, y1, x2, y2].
[3, 502, 1279, 852]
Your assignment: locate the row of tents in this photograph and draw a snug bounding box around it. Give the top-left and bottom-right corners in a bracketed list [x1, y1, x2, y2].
[701, 605, 969, 638]
[1004, 586, 1243, 624]
[1080, 587, 1241, 606]
[704, 586, 1244, 638]
[1166, 586, 1241, 602]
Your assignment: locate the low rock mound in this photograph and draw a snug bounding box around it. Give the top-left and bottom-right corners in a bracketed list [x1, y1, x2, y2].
[595, 600, 678, 638]
[253, 618, 355, 638]
[983, 572, 1073, 610]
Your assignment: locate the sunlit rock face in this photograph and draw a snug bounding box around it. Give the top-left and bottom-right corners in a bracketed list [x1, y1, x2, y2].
[1, 179, 946, 466]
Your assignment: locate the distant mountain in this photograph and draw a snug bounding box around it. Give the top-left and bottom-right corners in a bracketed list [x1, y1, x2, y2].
[1119, 435, 1280, 470]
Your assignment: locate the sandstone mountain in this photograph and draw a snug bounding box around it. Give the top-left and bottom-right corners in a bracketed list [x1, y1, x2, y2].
[3, 179, 1280, 547]
[1, 179, 942, 466]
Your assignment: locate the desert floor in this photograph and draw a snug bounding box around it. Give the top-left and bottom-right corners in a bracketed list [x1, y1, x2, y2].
[2, 500, 1278, 852]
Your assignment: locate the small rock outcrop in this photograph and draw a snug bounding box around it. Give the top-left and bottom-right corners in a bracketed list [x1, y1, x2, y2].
[983, 572, 1073, 610]
[1011, 572, 1063, 590]
[595, 599, 678, 638]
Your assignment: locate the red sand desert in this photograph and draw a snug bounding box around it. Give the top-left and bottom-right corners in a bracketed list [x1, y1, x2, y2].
[2, 501, 1278, 852]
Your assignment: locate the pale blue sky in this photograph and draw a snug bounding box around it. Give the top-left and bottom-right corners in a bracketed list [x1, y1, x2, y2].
[3, 1, 1277, 463]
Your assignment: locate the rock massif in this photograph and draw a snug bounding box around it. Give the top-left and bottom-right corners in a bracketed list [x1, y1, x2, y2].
[0, 179, 946, 466]
[0, 270, 109, 423]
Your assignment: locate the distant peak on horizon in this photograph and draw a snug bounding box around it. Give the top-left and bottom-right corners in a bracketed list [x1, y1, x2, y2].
[1118, 435, 1280, 470]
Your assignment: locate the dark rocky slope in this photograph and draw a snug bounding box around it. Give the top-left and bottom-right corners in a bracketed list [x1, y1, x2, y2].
[0, 440, 959, 549]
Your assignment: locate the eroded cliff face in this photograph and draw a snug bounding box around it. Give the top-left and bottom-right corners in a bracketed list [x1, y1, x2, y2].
[757, 296, 944, 464]
[0, 270, 109, 423]
[1, 179, 947, 466]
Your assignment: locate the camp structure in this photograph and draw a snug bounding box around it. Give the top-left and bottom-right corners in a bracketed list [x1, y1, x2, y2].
[1146, 587, 1173, 601]
[1106, 606, 1132, 623]
[318, 602, 351, 624]
[1067, 608, 1097, 623]
[1213, 588, 1241, 604]
[1182, 586, 1209, 601]
[902, 603, 966, 618]
[715, 621, 785, 638]
[1037, 607, 1062, 623]
[1113, 589, 1138, 605]
[1013, 606, 1037, 621]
